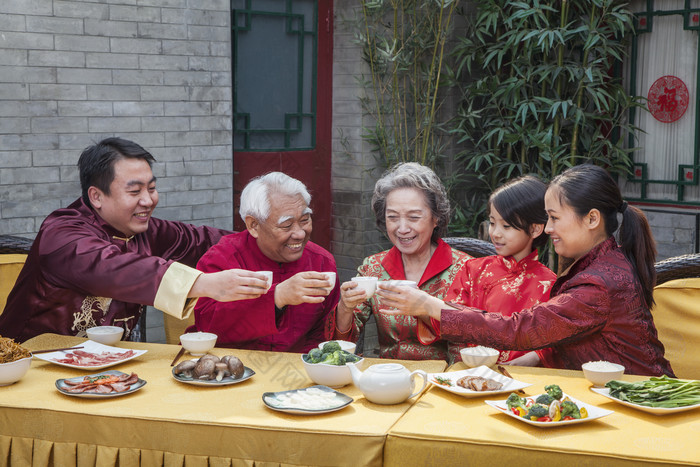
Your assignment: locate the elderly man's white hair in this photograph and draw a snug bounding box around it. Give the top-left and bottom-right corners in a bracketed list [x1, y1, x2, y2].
[239, 172, 312, 222]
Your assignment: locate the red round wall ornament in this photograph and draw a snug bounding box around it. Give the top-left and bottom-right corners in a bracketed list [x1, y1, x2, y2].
[647, 75, 689, 123]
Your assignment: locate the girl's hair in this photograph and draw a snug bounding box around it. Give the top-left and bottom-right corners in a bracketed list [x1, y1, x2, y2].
[372, 162, 450, 243]
[549, 164, 657, 306]
[489, 175, 549, 250]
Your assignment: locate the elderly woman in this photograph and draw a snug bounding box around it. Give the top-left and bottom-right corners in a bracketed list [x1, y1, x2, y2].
[332, 163, 470, 362]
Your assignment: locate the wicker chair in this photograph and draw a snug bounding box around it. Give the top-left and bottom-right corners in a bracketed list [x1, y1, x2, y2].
[654, 253, 700, 285]
[652, 255, 700, 379]
[0, 235, 34, 254]
[443, 237, 496, 258]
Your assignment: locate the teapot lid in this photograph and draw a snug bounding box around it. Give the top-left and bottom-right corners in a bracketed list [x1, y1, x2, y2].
[369, 363, 405, 372]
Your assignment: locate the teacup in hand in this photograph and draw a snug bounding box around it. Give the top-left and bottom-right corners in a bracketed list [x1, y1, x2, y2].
[259, 271, 273, 291]
[352, 276, 378, 298]
[321, 272, 336, 291]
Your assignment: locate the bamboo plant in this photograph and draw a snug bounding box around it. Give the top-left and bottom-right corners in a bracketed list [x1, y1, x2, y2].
[354, 0, 461, 170]
[449, 0, 644, 236]
[352, 0, 644, 242]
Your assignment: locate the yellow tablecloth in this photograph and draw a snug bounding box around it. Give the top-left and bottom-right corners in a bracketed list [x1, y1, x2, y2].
[385, 364, 700, 466]
[1, 334, 446, 466]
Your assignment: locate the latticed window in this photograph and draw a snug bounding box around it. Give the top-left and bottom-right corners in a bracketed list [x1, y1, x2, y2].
[620, 0, 700, 205]
[229, 0, 332, 246]
[232, 0, 318, 151]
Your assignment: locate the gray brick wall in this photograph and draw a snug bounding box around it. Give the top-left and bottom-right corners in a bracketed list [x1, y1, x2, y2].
[332, 3, 390, 356]
[331, 2, 388, 284]
[0, 0, 233, 237]
[641, 207, 699, 260]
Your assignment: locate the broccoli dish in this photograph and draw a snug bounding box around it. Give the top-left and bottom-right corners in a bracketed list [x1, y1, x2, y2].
[505, 384, 589, 422]
[303, 341, 362, 366]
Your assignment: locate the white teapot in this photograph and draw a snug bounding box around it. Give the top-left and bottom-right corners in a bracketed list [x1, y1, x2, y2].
[347, 362, 427, 405]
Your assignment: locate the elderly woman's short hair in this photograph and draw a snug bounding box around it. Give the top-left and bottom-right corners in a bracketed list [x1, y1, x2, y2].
[239, 172, 312, 222]
[371, 162, 450, 242]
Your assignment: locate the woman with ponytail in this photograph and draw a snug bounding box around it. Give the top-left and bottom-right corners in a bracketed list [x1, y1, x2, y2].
[385, 165, 674, 376]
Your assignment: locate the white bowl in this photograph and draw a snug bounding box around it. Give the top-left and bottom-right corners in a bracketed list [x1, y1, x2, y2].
[180, 332, 217, 356]
[0, 356, 32, 386]
[86, 326, 124, 345]
[582, 361, 625, 388]
[318, 340, 357, 354]
[460, 346, 499, 368]
[301, 354, 364, 388]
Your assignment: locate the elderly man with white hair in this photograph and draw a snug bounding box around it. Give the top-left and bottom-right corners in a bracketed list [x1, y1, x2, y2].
[191, 172, 339, 352]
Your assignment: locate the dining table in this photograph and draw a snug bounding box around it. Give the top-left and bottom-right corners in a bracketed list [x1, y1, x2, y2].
[384, 363, 700, 466]
[3, 335, 700, 466]
[1, 333, 447, 467]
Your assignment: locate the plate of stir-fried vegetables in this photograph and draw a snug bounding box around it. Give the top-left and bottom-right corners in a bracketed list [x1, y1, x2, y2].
[486, 384, 613, 427]
[591, 376, 700, 415]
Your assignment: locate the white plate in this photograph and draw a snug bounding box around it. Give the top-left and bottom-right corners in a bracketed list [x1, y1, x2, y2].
[262, 385, 353, 414]
[485, 393, 613, 427]
[590, 387, 700, 415]
[34, 341, 147, 370]
[428, 365, 532, 397]
[172, 365, 255, 386]
[55, 370, 146, 398]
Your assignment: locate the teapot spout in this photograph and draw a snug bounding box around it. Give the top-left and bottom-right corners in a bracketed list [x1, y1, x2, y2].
[347, 361, 362, 387]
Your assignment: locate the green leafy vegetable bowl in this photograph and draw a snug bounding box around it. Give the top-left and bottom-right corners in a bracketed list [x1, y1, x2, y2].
[301, 353, 364, 388]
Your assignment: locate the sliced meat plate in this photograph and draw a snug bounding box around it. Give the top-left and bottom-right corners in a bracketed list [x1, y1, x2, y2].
[34, 340, 147, 370]
[55, 370, 147, 399]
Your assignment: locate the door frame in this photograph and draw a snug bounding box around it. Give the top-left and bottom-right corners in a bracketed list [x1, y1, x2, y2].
[232, 0, 334, 249]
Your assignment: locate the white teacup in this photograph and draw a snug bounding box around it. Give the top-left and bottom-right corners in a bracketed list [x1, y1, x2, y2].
[352, 276, 378, 297]
[259, 271, 273, 291]
[321, 271, 336, 290]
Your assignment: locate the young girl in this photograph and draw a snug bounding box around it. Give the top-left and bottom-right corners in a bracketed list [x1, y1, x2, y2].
[386, 165, 675, 376]
[409, 176, 556, 365]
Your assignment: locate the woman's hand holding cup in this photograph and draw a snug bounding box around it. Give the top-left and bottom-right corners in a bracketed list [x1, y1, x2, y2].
[336, 277, 376, 334]
[378, 281, 446, 320]
[351, 276, 378, 297]
[339, 277, 375, 311]
[377, 280, 430, 317]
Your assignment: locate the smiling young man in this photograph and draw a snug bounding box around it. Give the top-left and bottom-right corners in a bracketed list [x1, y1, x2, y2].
[190, 172, 340, 353]
[0, 137, 270, 342]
